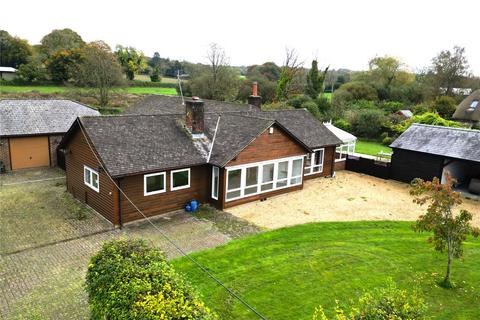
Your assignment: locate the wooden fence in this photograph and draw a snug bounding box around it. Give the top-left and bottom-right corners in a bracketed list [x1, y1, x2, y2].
[346, 155, 391, 179]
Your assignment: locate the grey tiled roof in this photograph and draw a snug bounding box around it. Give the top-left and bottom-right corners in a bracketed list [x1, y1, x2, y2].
[126, 95, 342, 148]
[126, 95, 251, 115]
[251, 109, 343, 148]
[79, 115, 207, 177]
[390, 124, 480, 163]
[0, 99, 100, 137]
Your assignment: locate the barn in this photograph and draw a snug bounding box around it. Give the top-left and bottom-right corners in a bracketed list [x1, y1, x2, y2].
[0, 99, 100, 171]
[390, 124, 480, 194]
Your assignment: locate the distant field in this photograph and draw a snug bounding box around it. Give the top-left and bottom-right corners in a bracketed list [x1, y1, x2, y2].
[0, 85, 178, 95]
[355, 139, 392, 156]
[133, 74, 179, 84]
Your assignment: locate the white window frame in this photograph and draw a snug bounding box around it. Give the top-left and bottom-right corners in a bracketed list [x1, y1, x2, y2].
[84, 165, 99, 192]
[144, 172, 166, 196]
[304, 148, 324, 175]
[211, 166, 219, 200]
[170, 168, 191, 191]
[225, 155, 304, 202]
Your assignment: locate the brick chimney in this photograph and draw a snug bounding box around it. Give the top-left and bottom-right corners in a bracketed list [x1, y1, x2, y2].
[185, 97, 205, 136]
[247, 81, 262, 109]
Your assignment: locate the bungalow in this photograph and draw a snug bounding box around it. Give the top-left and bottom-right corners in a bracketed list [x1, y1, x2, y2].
[0, 99, 100, 171]
[390, 124, 480, 194]
[0, 66, 17, 81]
[59, 90, 342, 226]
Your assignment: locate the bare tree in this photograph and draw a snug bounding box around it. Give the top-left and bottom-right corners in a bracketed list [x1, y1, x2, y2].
[276, 47, 304, 101]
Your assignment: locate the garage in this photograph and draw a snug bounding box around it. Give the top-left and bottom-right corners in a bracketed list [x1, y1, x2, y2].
[10, 136, 50, 170]
[390, 124, 480, 196]
[0, 99, 100, 171]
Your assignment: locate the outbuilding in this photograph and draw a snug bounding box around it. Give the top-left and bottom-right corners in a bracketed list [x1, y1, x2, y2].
[0, 99, 100, 171]
[390, 124, 480, 194]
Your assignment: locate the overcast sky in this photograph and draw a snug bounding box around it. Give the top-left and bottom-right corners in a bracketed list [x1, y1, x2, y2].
[3, 0, 480, 75]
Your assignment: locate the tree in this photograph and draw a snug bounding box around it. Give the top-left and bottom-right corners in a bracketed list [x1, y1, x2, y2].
[350, 108, 386, 138]
[306, 59, 328, 99]
[40, 28, 84, 57]
[17, 55, 47, 81]
[432, 95, 456, 119]
[410, 174, 479, 287]
[332, 81, 378, 104]
[73, 41, 124, 107]
[430, 46, 470, 96]
[188, 43, 240, 101]
[114, 45, 147, 80]
[276, 48, 304, 101]
[368, 56, 403, 90]
[0, 30, 32, 68]
[148, 51, 161, 68]
[74, 41, 123, 107]
[45, 49, 80, 82]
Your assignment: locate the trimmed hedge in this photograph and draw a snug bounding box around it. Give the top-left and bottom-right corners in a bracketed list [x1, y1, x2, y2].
[86, 239, 217, 319]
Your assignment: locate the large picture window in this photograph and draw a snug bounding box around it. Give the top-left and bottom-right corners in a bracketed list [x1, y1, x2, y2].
[171, 168, 190, 191]
[84, 165, 99, 192]
[144, 172, 166, 196]
[304, 149, 324, 175]
[212, 166, 219, 200]
[226, 156, 304, 201]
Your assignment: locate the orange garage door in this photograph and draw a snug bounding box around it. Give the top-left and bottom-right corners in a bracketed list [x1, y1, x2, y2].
[10, 136, 50, 170]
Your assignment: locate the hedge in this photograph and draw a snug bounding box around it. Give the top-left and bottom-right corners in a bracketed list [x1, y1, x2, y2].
[128, 80, 177, 88]
[85, 239, 217, 319]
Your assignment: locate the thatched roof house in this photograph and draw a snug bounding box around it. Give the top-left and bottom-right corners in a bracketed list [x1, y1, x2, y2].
[452, 89, 480, 123]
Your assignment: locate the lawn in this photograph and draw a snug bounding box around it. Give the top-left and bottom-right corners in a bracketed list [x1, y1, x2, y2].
[173, 221, 480, 320]
[0, 85, 178, 95]
[355, 139, 392, 156]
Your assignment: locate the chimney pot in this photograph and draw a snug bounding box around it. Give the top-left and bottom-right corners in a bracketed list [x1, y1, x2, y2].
[252, 81, 258, 96]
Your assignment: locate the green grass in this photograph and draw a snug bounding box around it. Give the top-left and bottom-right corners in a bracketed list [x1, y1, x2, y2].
[0, 85, 178, 95]
[355, 139, 392, 156]
[173, 221, 480, 320]
[322, 92, 332, 101]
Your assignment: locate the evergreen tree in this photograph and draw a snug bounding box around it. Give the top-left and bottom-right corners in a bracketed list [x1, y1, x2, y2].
[306, 60, 329, 99]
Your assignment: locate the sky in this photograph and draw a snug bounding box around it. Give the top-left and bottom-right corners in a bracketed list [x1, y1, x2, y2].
[3, 0, 480, 75]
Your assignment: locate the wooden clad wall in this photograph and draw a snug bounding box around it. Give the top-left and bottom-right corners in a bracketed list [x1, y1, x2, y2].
[119, 165, 209, 223]
[65, 129, 116, 224]
[227, 124, 306, 167]
[390, 148, 444, 183]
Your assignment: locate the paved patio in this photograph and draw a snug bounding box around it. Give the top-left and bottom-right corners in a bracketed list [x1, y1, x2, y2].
[227, 171, 480, 229]
[0, 169, 241, 319]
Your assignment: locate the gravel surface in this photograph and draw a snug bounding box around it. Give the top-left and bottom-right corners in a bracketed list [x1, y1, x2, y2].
[227, 171, 480, 229]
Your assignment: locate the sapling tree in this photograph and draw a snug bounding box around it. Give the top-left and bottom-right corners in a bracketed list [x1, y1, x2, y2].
[410, 174, 479, 287]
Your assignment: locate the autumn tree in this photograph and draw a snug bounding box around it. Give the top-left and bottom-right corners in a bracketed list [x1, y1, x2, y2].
[40, 28, 85, 57]
[73, 41, 124, 107]
[0, 30, 32, 68]
[430, 46, 470, 96]
[306, 59, 328, 99]
[114, 45, 147, 80]
[276, 48, 304, 101]
[410, 174, 479, 287]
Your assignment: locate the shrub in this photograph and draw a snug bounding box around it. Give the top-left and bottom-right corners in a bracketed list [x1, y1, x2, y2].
[288, 94, 312, 109]
[347, 99, 377, 110]
[393, 112, 461, 135]
[382, 136, 394, 146]
[412, 102, 432, 115]
[333, 118, 351, 132]
[315, 96, 331, 113]
[86, 239, 217, 320]
[332, 81, 378, 104]
[150, 67, 161, 82]
[312, 280, 427, 320]
[129, 79, 176, 88]
[350, 109, 386, 138]
[432, 95, 456, 119]
[302, 100, 321, 119]
[381, 101, 404, 113]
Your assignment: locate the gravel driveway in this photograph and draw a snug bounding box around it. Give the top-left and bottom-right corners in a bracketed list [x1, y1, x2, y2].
[227, 171, 480, 229]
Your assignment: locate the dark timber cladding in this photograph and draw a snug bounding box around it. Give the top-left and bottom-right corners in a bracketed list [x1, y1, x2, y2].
[119, 165, 209, 223]
[390, 149, 444, 183]
[64, 128, 116, 224]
